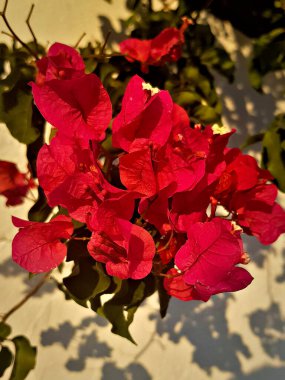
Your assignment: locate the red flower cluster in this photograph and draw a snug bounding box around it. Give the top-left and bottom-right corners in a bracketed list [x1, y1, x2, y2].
[11, 43, 285, 303]
[0, 161, 35, 206]
[119, 17, 191, 72]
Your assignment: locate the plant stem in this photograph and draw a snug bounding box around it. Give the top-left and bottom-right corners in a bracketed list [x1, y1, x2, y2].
[74, 32, 86, 48]
[0, 0, 39, 59]
[1, 272, 50, 323]
[26, 3, 39, 54]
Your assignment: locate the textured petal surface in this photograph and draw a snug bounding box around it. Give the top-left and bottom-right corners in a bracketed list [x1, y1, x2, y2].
[32, 74, 112, 141]
[12, 215, 73, 273]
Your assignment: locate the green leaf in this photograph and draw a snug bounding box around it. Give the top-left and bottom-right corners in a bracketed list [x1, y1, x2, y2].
[0, 43, 9, 76]
[102, 276, 156, 343]
[63, 259, 111, 306]
[262, 113, 285, 192]
[0, 322, 11, 341]
[240, 133, 265, 150]
[194, 105, 220, 124]
[174, 91, 202, 106]
[10, 336, 37, 380]
[156, 277, 171, 318]
[0, 89, 39, 144]
[249, 28, 285, 92]
[0, 346, 13, 377]
[28, 187, 52, 222]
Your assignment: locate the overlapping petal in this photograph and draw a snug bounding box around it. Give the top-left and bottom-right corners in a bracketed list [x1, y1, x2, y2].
[31, 73, 112, 141]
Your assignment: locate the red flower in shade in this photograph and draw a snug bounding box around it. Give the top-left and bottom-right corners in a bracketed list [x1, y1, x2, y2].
[165, 218, 253, 301]
[36, 42, 85, 85]
[231, 184, 285, 245]
[31, 73, 112, 142]
[119, 18, 191, 72]
[12, 215, 73, 273]
[88, 218, 155, 280]
[214, 148, 273, 204]
[0, 161, 35, 206]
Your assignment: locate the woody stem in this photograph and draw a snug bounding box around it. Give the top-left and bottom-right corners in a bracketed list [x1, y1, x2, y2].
[1, 272, 50, 323]
[0, 0, 39, 59]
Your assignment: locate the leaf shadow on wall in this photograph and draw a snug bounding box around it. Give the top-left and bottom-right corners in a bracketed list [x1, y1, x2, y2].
[150, 294, 251, 376]
[40, 315, 152, 379]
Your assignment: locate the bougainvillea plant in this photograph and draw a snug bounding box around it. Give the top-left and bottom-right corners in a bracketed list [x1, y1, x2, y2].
[7, 41, 285, 339]
[1, 0, 285, 378]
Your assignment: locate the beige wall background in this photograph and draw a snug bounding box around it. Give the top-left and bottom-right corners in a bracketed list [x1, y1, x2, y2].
[1, 1, 285, 379]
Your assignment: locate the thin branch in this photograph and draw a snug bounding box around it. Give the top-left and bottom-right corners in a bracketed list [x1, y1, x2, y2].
[100, 30, 111, 56]
[74, 32, 86, 48]
[26, 3, 39, 53]
[1, 30, 14, 38]
[0, 0, 39, 59]
[1, 272, 50, 323]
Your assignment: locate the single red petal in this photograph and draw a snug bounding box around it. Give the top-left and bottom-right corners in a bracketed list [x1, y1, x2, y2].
[150, 27, 181, 62]
[48, 43, 85, 71]
[208, 267, 253, 295]
[31, 73, 112, 141]
[36, 42, 85, 84]
[127, 224, 155, 279]
[164, 268, 197, 301]
[119, 39, 151, 64]
[175, 219, 242, 286]
[0, 161, 31, 206]
[112, 75, 173, 151]
[238, 202, 285, 245]
[119, 147, 157, 197]
[12, 215, 73, 273]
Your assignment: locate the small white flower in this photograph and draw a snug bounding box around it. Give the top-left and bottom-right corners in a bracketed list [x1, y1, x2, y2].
[212, 123, 231, 135]
[142, 82, 160, 96]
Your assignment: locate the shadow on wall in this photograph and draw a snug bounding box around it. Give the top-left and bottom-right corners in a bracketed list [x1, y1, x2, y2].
[0, 257, 55, 297]
[40, 315, 151, 379]
[151, 294, 251, 375]
[229, 366, 285, 380]
[250, 302, 285, 361]
[213, 30, 276, 148]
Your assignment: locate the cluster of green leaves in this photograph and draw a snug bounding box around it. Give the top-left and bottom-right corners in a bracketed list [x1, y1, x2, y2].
[0, 42, 45, 145]
[0, 322, 36, 380]
[99, 0, 235, 125]
[53, 227, 168, 343]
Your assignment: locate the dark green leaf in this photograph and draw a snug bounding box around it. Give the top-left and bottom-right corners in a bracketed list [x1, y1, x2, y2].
[0, 346, 13, 377]
[194, 105, 220, 124]
[66, 228, 91, 262]
[63, 259, 111, 306]
[10, 336, 36, 380]
[249, 28, 285, 92]
[262, 113, 285, 192]
[28, 187, 52, 222]
[240, 133, 265, 150]
[0, 90, 39, 144]
[0, 43, 9, 75]
[102, 276, 156, 343]
[0, 322, 11, 341]
[156, 277, 171, 318]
